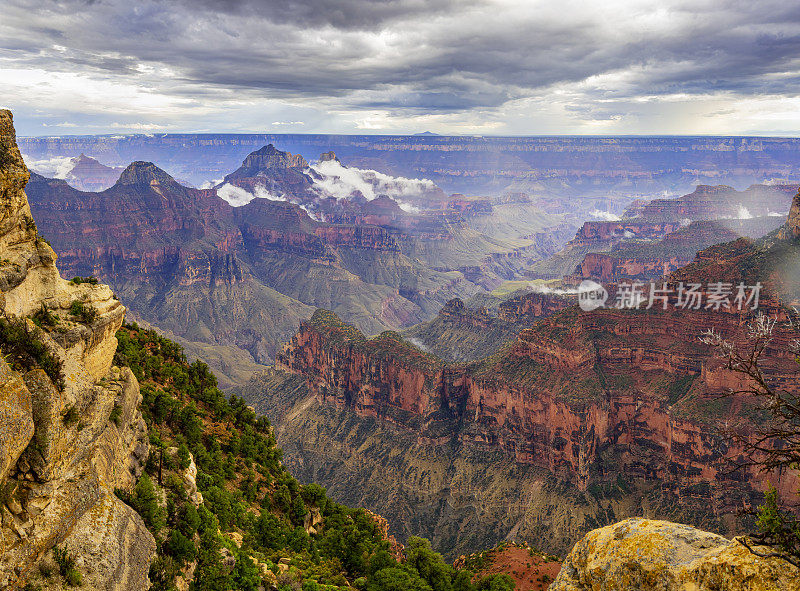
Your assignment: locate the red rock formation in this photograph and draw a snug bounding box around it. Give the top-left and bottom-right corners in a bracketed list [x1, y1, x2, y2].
[225, 144, 309, 178]
[26, 166, 244, 285]
[635, 183, 798, 222]
[569, 221, 682, 247]
[446, 195, 493, 216]
[496, 292, 572, 323]
[64, 154, 124, 191]
[456, 544, 560, 591]
[788, 189, 800, 239]
[566, 216, 787, 284]
[364, 509, 405, 562]
[572, 252, 693, 283]
[277, 296, 799, 504]
[276, 311, 445, 422]
[313, 225, 399, 251]
[439, 298, 494, 329]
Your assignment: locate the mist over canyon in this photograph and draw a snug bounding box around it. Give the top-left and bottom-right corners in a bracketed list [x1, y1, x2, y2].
[2, 118, 799, 591]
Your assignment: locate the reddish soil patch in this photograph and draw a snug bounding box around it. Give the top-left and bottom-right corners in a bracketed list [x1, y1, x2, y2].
[473, 546, 561, 591]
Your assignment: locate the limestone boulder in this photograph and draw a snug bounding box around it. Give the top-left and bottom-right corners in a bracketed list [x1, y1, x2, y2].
[303, 506, 323, 535]
[165, 447, 204, 507]
[550, 518, 800, 591]
[0, 358, 33, 483]
[61, 491, 155, 591]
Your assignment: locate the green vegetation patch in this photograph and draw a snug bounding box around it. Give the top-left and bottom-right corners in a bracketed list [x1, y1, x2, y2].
[53, 546, 82, 587]
[666, 374, 697, 405]
[0, 318, 63, 388]
[69, 300, 97, 324]
[310, 309, 367, 344]
[311, 309, 444, 372]
[69, 275, 99, 286]
[114, 323, 508, 591]
[368, 331, 444, 372]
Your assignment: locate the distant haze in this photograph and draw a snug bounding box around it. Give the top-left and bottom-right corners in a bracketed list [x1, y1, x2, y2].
[3, 1, 800, 136]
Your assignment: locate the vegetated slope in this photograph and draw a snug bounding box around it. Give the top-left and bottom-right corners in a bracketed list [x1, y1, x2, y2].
[238, 202, 800, 558]
[104, 323, 519, 591]
[456, 543, 561, 591]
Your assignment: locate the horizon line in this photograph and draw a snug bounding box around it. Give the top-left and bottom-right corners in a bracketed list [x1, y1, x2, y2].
[18, 132, 800, 140]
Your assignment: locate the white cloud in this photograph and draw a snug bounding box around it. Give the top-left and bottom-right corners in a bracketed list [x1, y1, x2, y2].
[396, 200, 421, 213]
[310, 159, 439, 202]
[736, 205, 753, 220]
[107, 122, 177, 131]
[22, 154, 76, 179]
[217, 183, 255, 206]
[200, 178, 224, 189]
[216, 183, 283, 206]
[589, 209, 621, 222]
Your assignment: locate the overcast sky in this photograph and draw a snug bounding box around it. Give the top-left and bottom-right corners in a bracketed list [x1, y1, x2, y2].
[3, 0, 800, 136]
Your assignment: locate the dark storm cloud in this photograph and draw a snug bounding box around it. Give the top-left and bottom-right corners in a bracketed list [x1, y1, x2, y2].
[182, 0, 473, 30]
[4, 0, 800, 129]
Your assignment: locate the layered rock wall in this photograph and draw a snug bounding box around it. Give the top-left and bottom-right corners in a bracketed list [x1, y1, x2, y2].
[570, 222, 682, 247]
[0, 110, 154, 590]
[572, 252, 692, 283]
[277, 303, 799, 501]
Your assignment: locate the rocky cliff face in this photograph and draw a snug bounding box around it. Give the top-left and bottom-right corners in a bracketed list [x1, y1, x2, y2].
[631, 183, 798, 223]
[550, 518, 799, 591]
[788, 189, 800, 239]
[570, 221, 682, 247]
[572, 252, 693, 283]
[277, 303, 798, 494]
[59, 154, 123, 192]
[536, 183, 797, 285]
[568, 214, 789, 285]
[401, 293, 572, 363]
[496, 291, 572, 323]
[221, 144, 316, 199]
[0, 110, 153, 589]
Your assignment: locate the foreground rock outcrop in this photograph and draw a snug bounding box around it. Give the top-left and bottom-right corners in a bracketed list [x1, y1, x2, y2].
[550, 518, 800, 591]
[0, 109, 154, 589]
